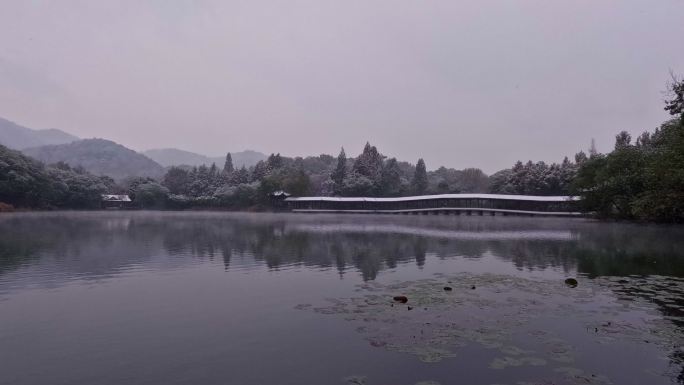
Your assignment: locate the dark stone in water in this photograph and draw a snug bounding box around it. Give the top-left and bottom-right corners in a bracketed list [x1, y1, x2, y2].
[565, 278, 578, 287]
[443, 286, 453, 291]
[471, 285, 476, 290]
[393, 295, 408, 303]
[408, 306, 413, 311]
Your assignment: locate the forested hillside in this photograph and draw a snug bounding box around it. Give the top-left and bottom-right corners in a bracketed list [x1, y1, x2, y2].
[0, 144, 115, 209]
[144, 148, 266, 168]
[23, 139, 165, 181]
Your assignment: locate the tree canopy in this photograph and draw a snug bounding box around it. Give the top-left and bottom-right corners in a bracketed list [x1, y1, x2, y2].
[412, 159, 428, 195]
[0, 144, 112, 209]
[571, 76, 684, 222]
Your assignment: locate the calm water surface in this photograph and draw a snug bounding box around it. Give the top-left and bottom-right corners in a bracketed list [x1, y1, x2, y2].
[1, 212, 683, 385]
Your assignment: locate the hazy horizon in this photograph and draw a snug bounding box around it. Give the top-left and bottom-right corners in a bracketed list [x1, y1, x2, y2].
[2, 1, 683, 173]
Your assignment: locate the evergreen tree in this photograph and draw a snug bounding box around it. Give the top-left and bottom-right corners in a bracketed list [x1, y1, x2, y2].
[488, 169, 515, 194]
[615, 131, 632, 150]
[574, 151, 588, 164]
[635, 132, 652, 148]
[353, 142, 383, 181]
[412, 158, 428, 195]
[379, 157, 402, 196]
[188, 164, 212, 196]
[559, 156, 577, 193]
[162, 166, 191, 195]
[267, 153, 284, 170]
[251, 160, 269, 182]
[341, 172, 374, 196]
[350, 142, 385, 196]
[331, 147, 347, 194]
[223, 153, 234, 174]
[665, 73, 683, 118]
[231, 166, 250, 185]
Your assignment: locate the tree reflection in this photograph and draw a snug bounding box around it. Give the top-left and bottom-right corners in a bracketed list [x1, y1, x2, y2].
[2, 213, 684, 283]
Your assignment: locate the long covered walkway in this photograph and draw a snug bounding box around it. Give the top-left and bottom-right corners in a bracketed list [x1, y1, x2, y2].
[284, 194, 582, 217]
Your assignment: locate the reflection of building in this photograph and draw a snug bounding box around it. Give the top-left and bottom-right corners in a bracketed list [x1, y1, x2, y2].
[101, 195, 133, 209]
[285, 193, 581, 217]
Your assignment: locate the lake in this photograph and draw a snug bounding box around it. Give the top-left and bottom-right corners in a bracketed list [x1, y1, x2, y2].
[0, 212, 683, 385]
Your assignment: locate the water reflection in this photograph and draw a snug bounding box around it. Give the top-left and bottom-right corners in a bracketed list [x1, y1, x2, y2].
[1, 212, 684, 286]
[1, 212, 683, 385]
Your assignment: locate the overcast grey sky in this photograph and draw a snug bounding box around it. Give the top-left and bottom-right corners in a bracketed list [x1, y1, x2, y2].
[1, 1, 683, 172]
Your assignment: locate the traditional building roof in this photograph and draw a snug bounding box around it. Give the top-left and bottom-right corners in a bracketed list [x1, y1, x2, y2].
[270, 190, 291, 197]
[101, 194, 132, 202]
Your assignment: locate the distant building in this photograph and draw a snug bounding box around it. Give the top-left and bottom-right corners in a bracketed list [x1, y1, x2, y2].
[101, 194, 133, 209]
[269, 190, 291, 209]
[270, 190, 291, 198]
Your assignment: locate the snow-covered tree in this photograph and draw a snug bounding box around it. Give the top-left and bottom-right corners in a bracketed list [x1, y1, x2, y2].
[353, 142, 384, 181]
[231, 166, 250, 185]
[412, 158, 428, 195]
[379, 157, 402, 196]
[331, 147, 347, 195]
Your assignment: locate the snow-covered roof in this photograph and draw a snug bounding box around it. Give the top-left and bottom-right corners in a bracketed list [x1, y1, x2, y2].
[270, 190, 291, 197]
[101, 194, 132, 202]
[285, 193, 579, 203]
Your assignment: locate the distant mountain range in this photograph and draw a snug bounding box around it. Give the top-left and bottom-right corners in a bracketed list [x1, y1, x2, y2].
[1, 116, 268, 179]
[23, 139, 166, 181]
[144, 148, 267, 168]
[0, 117, 79, 149]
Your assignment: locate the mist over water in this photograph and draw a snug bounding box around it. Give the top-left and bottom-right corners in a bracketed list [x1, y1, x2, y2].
[1, 212, 683, 385]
